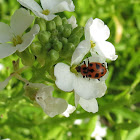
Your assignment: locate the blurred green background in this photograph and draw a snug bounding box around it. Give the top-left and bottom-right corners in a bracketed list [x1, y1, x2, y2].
[0, 0, 140, 140]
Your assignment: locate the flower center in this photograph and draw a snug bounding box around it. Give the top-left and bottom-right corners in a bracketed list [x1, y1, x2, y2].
[90, 40, 96, 48]
[42, 9, 50, 15]
[70, 65, 78, 74]
[12, 35, 23, 46]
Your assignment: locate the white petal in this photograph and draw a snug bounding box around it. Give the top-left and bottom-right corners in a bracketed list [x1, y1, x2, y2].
[0, 76, 12, 90]
[85, 18, 110, 42]
[10, 8, 34, 36]
[35, 85, 68, 117]
[33, 11, 57, 21]
[75, 93, 80, 107]
[17, 0, 42, 12]
[0, 43, 17, 59]
[44, 97, 68, 117]
[88, 53, 106, 64]
[62, 104, 76, 117]
[79, 98, 98, 113]
[17, 24, 40, 52]
[71, 40, 91, 66]
[0, 22, 13, 43]
[68, 15, 77, 29]
[54, 63, 75, 92]
[35, 85, 53, 99]
[95, 41, 118, 61]
[41, 0, 75, 13]
[73, 76, 107, 100]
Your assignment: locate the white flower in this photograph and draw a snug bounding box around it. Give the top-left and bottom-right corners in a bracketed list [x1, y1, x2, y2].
[17, 0, 75, 21]
[74, 18, 118, 61]
[54, 49, 108, 112]
[91, 119, 107, 140]
[30, 83, 68, 117]
[62, 104, 76, 117]
[0, 8, 40, 59]
[55, 52, 108, 99]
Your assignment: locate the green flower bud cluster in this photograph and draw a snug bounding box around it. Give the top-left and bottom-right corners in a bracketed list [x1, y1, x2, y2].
[31, 16, 84, 67]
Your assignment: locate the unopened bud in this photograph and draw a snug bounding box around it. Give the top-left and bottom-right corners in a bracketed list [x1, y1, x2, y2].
[53, 41, 62, 51]
[50, 36, 59, 43]
[62, 24, 72, 38]
[45, 43, 52, 50]
[17, 49, 35, 66]
[46, 21, 56, 31]
[49, 49, 59, 61]
[30, 41, 42, 56]
[57, 25, 64, 33]
[71, 26, 84, 38]
[62, 17, 68, 25]
[53, 16, 62, 26]
[68, 35, 80, 47]
[61, 43, 75, 57]
[38, 31, 51, 44]
[51, 29, 58, 36]
[35, 18, 46, 31]
[60, 37, 68, 45]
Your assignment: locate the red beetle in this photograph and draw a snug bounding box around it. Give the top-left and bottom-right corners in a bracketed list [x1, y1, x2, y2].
[76, 60, 107, 81]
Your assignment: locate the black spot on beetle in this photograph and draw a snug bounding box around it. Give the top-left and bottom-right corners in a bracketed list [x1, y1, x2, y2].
[89, 63, 93, 67]
[95, 73, 99, 77]
[96, 64, 100, 69]
[83, 71, 88, 74]
[88, 74, 92, 77]
[89, 69, 94, 72]
[83, 67, 87, 70]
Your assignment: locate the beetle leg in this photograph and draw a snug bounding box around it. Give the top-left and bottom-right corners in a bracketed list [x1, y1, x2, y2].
[88, 58, 90, 65]
[83, 61, 86, 65]
[83, 76, 85, 78]
[98, 79, 100, 81]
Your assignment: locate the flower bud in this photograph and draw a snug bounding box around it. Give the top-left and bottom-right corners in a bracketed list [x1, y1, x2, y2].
[50, 36, 59, 43]
[53, 16, 62, 26]
[17, 49, 35, 66]
[60, 37, 68, 45]
[71, 26, 84, 38]
[49, 49, 59, 61]
[45, 43, 52, 51]
[68, 35, 80, 47]
[61, 43, 75, 58]
[30, 41, 42, 56]
[62, 24, 72, 38]
[46, 21, 56, 31]
[51, 29, 58, 36]
[62, 17, 68, 25]
[53, 41, 62, 51]
[38, 31, 51, 45]
[57, 25, 64, 33]
[35, 17, 46, 31]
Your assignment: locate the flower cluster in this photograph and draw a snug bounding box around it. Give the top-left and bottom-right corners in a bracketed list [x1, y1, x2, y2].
[0, 0, 117, 117]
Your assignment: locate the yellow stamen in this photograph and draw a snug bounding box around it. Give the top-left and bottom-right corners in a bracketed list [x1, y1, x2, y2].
[42, 9, 50, 15]
[90, 40, 96, 48]
[12, 35, 23, 46]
